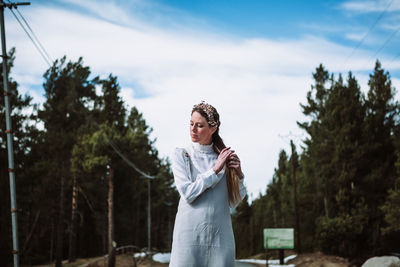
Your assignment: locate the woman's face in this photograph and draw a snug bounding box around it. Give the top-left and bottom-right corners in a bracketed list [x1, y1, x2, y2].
[190, 111, 217, 145]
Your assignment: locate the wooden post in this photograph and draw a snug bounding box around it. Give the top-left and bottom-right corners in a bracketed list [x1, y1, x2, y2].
[279, 249, 284, 264]
[55, 173, 66, 267]
[108, 166, 115, 267]
[265, 248, 268, 267]
[290, 140, 301, 253]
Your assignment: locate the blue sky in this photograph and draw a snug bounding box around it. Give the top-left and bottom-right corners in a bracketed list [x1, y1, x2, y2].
[29, 0, 400, 58]
[160, 0, 342, 37]
[156, 0, 400, 72]
[5, 0, 400, 199]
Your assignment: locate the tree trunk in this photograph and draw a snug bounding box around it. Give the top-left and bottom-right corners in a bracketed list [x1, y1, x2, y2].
[22, 210, 40, 254]
[135, 184, 141, 246]
[68, 174, 78, 262]
[55, 173, 66, 267]
[324, 196, 329, 218]
[108, 166, 116, 267]
[167, 206, 172, 251]
[50, 215, 55, 263]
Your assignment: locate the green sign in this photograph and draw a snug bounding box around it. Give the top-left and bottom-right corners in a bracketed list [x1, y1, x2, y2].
[263, 228, 294, 249]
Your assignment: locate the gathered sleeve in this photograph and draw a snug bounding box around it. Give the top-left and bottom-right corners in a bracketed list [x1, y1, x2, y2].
[229, 176, 247, 209]
[172, 148, 224, 204]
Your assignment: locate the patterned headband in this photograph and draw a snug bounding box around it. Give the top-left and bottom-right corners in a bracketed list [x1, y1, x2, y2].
[192, 101, 220, 127]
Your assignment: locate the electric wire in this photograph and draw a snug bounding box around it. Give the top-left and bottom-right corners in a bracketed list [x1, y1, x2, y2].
[389, 53, 400, 63]
[103, 133, 156, 179]
[369, 26, 400, 64]
[83, 116, 156, 180]
[9, 2, 152, 178]
[6, 2, 154, 179]
[9, 8, 51, 67]
[12, 5, 53, 63]
[344, 0, 394, 66]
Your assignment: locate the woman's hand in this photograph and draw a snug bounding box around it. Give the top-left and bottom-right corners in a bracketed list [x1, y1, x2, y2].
[213, 147, 234, 174]
[227, 153, 244, 179]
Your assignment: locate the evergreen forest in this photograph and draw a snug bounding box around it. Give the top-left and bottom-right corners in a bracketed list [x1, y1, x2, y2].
[1, 49, 400, 266]
[233, 61, 400, 263]
[0, 51, 179, 267]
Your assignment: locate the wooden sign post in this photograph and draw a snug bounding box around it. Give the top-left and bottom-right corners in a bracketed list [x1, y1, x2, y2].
[263, 228, 294, 266]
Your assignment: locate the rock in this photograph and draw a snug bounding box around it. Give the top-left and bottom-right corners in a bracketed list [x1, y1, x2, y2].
[362, 256, 400, 267]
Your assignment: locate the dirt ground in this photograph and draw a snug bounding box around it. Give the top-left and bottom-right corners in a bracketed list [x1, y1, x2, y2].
[243, 251, 353, 267]
[32, 251, 354, 267]
[30, 254, 167, 267]
[76, 254, 167, 267]
[286, 252, 352, 267]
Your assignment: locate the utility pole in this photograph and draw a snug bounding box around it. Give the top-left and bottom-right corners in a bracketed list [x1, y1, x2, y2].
[140, 175, 153, 252]
[0, 1, 30, 267]
[108, 166, 115, 267]
[148, 178, 151, 252]
[290, 140, 301, 253]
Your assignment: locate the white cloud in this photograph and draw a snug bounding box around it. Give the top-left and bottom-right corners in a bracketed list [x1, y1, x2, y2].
[340, 0, 400, 13]
[5, 0, 399, 200]
[345, 32, 366, 42]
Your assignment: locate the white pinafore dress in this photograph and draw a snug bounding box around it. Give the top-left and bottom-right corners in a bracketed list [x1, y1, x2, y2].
[169, 142, 247, 267]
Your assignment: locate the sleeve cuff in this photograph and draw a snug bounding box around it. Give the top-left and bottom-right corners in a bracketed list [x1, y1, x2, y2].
[201, 168, 219, 188]
[206, 168, 225, 188]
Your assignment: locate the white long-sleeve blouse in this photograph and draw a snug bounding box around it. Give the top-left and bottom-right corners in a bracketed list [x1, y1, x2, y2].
[169, 142, 247, 267]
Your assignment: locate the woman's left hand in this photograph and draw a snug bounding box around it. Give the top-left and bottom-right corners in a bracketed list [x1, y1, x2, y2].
[227, 153, 244, 179]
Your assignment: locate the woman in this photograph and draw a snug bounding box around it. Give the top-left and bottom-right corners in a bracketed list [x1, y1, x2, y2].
[169, 101, 247, 267]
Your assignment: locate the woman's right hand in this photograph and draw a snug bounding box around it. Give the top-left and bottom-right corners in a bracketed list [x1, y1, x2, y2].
[213, 147, 234, 174]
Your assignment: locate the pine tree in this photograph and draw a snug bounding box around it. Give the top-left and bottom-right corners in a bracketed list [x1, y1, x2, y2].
[39, 56, 96, 267]
[0, 51, 179, 265]
[236, 62, 399, 258]
[315, 72, 368, 256]
[380, 112, 400, 247]
[364, 61, 398, 252]
[70, 74, 178, 265]
[298, 64, 333, 218]
[380, 131, 400, 251]
[232, 196, 252, 257]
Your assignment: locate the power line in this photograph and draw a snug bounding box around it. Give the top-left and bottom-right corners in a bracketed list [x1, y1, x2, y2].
[344, 0, 394, 66]
[84, 116, 156, 179]
[103, 133, 156, 179]
[12, 5, 53, 62]
[6, 0, 53, 64]
[8, 0, 154, 181]
[389, 52, 400, 64]
[8, 6, 52, 66]
[369, 26, 400, 64]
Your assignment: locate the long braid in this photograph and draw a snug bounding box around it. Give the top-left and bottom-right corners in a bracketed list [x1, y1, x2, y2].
[212, 130, 241, 204]
[192, 102, 241, 204]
